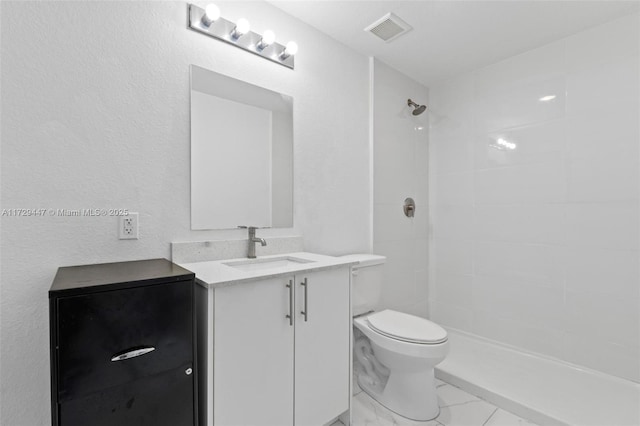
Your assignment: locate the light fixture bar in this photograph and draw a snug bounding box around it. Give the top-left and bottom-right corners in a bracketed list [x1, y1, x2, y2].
[187, 4, 295, 70]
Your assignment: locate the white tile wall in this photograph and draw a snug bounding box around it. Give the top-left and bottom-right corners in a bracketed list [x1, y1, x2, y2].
[565, 247, 639, 298]
[429, 13, 640, 382]
[565, 202, 639, 251]
[373, 59, 430, 317]
[434, 239, 473, 275]
[474, 120, 566, 170]
[473, 241, 565, 286]
[433, 205, 474, 240]
[470, 311, 566, 359]
[472, 204, 567, 244]
[566, 110, 640, 163]
[475, 160, 568, 205]
[429, 300, 473, 331]
[434, 172, 474, 206]
[434, 270, 474, 308]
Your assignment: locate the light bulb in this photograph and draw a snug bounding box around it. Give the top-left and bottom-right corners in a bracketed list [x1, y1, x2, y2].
[256, 30, 275, 50]
[285, 41, 298, 56]
[201, 4, 220, 27]
[280, 41, 298, 59]
[231, 18, 250, 39]
[262, 30, 276, 47]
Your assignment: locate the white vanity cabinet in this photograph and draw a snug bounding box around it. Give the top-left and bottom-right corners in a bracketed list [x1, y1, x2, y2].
[212, 267, 350, 426]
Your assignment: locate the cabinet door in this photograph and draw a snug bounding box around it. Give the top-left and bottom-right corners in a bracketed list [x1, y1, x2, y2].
[56, 280, 193, 402]
[58, 365, 193, 426]
[294, 268, 350, 426]
[214, 277, 294, 426]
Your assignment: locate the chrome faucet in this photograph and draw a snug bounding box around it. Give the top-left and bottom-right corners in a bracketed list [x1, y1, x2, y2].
[239, 226, 267, 258]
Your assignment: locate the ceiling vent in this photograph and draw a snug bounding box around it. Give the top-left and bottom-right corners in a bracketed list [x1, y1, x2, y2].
[364, 13, 412, 43]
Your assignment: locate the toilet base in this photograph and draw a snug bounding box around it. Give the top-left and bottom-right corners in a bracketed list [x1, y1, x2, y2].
[357, 366, 439, 421]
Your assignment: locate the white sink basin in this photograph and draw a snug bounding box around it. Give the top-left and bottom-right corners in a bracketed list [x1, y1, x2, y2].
[223, 256, 314, 272]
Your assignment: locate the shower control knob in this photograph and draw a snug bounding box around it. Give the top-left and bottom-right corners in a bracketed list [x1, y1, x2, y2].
[185, 368, 193, 375]
[403, 197, 416, 218]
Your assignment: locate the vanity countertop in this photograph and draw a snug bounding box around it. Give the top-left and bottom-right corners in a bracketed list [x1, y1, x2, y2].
[179, 252, 358, 289]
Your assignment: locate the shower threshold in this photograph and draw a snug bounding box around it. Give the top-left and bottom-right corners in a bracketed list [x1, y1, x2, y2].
[435, 329, 640, 426]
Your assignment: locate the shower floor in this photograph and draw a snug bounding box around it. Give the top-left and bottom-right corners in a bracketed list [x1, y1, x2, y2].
[435, 329, 640, 426]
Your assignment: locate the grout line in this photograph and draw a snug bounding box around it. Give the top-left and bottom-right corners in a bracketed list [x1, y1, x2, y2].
[440, 399, 483, 409]
[482, 408, 499, 426]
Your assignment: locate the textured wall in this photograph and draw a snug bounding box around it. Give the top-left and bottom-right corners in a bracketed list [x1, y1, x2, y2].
[428, 13, 639, 382]
[0, 2, 370, 424]
[372, 59, 429, 317]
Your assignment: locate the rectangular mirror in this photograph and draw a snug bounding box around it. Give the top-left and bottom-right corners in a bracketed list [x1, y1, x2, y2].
[190, 65, 293, 230]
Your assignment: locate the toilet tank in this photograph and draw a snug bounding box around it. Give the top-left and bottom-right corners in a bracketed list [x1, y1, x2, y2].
[341, 254, 386, 316]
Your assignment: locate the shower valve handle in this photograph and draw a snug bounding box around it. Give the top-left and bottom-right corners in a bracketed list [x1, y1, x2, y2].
[403, 198, 415, 218]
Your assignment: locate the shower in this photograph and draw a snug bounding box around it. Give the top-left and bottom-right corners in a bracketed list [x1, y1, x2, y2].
[407, 98, 427, 115]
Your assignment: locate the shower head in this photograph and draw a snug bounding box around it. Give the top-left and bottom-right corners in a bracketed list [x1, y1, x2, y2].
[408, 99, 427, 116]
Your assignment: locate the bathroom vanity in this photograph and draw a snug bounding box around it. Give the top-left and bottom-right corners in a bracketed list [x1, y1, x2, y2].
[181, 253, 356, 426]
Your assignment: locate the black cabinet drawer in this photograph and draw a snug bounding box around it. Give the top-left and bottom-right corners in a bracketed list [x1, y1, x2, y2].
[56, 280, 192, 402]
[59, 364, 194, 426]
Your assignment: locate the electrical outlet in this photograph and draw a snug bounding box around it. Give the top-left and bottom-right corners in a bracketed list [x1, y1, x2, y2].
[119, 213, 139, 240]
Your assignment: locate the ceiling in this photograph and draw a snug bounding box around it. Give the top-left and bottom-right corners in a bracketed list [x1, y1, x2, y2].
[269, 1, 639, 86]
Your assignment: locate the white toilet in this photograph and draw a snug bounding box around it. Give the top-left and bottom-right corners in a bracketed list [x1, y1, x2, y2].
[343, 254, 449, 421]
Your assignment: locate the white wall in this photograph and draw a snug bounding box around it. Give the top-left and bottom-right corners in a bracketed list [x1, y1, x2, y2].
[428, 14, 639, 382]
[0, 2, 370, 424]
[372, 59, 429, 317]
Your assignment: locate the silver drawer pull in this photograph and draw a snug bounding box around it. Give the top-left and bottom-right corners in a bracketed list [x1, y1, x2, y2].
[111, 347, 155, 362]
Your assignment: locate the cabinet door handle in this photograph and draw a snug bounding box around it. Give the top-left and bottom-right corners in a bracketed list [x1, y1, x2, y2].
[111, 346, 155, 362]
[285, 280, 293, 326]
[300, 278, 308, 322]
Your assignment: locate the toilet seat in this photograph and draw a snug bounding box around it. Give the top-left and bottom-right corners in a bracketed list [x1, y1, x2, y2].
[367, 310, 448, 344]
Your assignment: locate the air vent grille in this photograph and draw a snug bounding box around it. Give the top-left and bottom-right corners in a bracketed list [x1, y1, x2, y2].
[365, 13, 412, 43]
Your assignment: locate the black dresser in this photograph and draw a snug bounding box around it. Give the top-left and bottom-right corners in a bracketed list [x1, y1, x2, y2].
[49, 258, 197, 426]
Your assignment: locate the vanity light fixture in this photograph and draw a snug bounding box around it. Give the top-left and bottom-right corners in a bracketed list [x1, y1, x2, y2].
[257, 30, 276, 51]
[187, 3, 296, 69]
[496, 137, 517, 150]
[201, 4, 220, 27]
[539, 95, 556, 102]
[230, 18, 250, 40]
[280, 41, 298, 60]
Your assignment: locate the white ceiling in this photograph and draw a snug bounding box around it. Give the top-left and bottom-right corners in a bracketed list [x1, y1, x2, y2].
[269, 1, 639, 86]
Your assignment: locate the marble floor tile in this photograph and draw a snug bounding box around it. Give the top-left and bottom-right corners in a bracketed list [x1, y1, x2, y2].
[483, 409, 537, 426]
[436, 400, 497, 426]
[352, 392, 441, 426]
[353, 374, 363, 395]
[351, 381, 537, 426]
[437, 384, 481, 407]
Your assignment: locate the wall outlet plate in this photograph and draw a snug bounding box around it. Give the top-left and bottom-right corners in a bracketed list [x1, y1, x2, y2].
[119, 213, 139, 240]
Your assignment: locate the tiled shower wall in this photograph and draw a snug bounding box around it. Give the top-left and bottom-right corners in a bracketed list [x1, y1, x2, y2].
[372, 59, 430, 317]
[428, 14, 639, 382]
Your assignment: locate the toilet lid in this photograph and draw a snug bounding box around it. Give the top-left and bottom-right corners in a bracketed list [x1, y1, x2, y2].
[367, 310, 448, 344]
